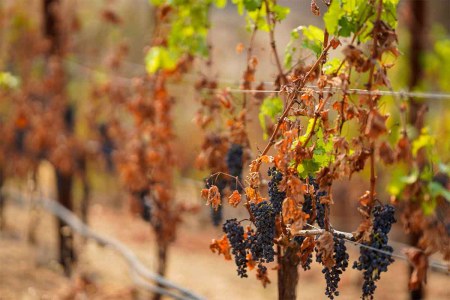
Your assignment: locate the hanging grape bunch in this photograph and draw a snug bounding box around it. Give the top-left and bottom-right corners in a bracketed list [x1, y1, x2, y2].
[353, 204, 396, 299]
[203, 0, 418, 299]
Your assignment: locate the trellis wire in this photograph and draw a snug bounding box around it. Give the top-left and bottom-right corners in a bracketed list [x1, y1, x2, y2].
[4, 188, 205, 300]
[208, 86, 450, 100]
[302, 223, 449, 274]
[64, 58, 450, 100]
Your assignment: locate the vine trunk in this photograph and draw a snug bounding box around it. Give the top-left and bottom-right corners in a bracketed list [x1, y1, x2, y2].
[277, 246, 300, 300]
[56, 170, 76, 276]
[153, 242, 169, 300]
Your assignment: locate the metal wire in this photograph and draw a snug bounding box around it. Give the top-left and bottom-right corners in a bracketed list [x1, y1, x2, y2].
[302, 223, 449, 273]
[64, 58, 450, 100]
[4, 188, 205, 300]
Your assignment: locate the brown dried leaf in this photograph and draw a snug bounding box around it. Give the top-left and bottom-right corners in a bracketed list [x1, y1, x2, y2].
[256, 266, 271, 287]
[249, 56, 258, 69]
[210, 235, 232, 260]
[205, 185, 221, 210]
[228, 190, 242, 208]
[282, 197, 301, 225]
[260, 155, 273, 163]
[404, 248, 428, 291]
[358, 191, 371, 207]
[310, 0, 320, 16]
[246, 253, 256, 270]
[320, 195, 334, 205]
[353, 219, 372, 243]
[365, 109, 388, 139]
[101, 9, 122, 24]
[379, 141, 395, 164]
[396, 135, 412, 162]
[201, 188, 209, 200]
[245, 187, 265, 204]
[298, 236, 316, 268]
[289, 213, 310, 234]
[330, 37, 341, 49]
[236, 42, 245, 54]
[316, 231, 336, 268]
[247, 172, 261, 189]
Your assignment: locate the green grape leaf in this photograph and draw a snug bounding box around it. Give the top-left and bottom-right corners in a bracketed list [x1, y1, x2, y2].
[149, 0, 164, 5]
[145, 46, 177, 74]
[421, 197, 437, 216]
[387, 165, 409, 196]
[0, 72, 20, 90]
[297, 118, 316, 145]
[296, 122, 334, 178]
[247, 7, 269, 32]
[438, 163, 450, 176]
[429, 181, 450, 202]
[272, 4, 290, 21]
[400, 168, 419, 184]
[300, 25, 324, 57]
[323, 0, 344, 35]
[243, 0, 262, 11]
[323, 58, 342, 75]
[283, 27, 301, 69]
[214, 0, 227, 8]
[259, 97, 283, 139]
[412, 127, 435, 156]
[297, 159, 320, 178]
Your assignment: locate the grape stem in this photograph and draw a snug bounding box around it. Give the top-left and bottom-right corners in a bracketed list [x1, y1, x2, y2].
[256, 43, 333, 171]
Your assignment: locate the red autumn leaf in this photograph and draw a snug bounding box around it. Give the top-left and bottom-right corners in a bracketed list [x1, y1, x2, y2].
[330, 37, 341, 49]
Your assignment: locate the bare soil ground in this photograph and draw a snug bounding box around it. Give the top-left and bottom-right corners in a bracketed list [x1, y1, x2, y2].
[0, 181, 449, 300]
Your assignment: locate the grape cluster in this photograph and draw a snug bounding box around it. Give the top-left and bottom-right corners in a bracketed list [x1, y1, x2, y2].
[98, 123, 115, 171]
[294, 236, 313, 270]
[302, 177, 327, 228]
[223, 219, 248, 277]
[353, 204, 396, 299]
[226, 144, 244, 191]
[15, 129, 26, 153]
[268, 168, 286, 214]
[316, 191, 327, 229]
[136, 190, 151, 222]
[318, 235, 349, 299]
[249, 201, 276, 262]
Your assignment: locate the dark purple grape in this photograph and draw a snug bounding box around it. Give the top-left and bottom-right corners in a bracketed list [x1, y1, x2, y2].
[353, 204, 396, 299]
[223, 218, 248, 278]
